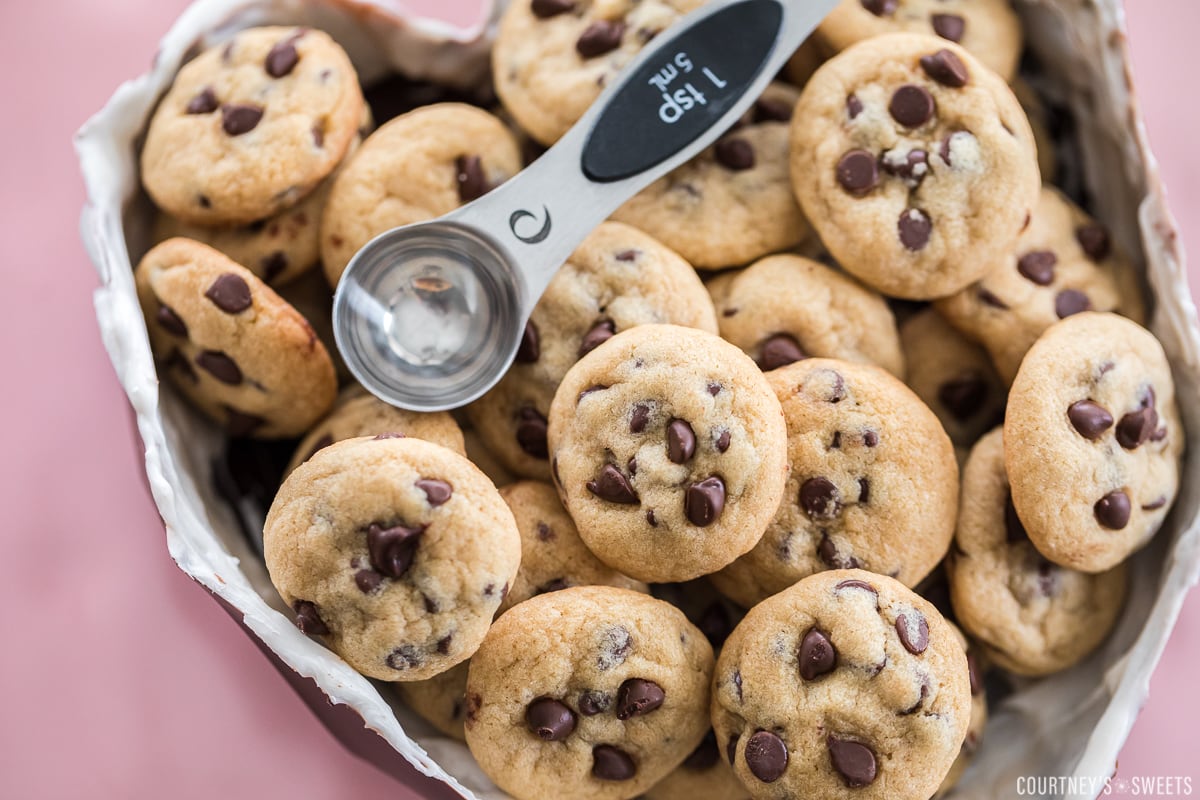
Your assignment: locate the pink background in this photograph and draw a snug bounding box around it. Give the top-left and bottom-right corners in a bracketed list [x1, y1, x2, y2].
[0, 1, 1196, 797]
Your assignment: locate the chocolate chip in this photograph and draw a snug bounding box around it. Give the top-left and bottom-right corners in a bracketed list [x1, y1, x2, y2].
[416, 478, 453, 506]
[667, 419, 696, 463]
[197, 194, 212, 209]
[515, 407, 549, 459]
[1068, 400, 1114, 440]
[293, 600, 329, 635]
[221, 103, 264, 136]
[355, 569, 383, 594]
[1095, 490, 1131, 529]
[727, 733, 741, 764]
[919, 49, 969, 88]
[900, 680, 930, 715]
[835, 149, 879, 196]
[629, 403, 651, 433]
[1055, 289, 1091, 318]
[818, 533, 860, 569]
[685, 476, 725, 526]
[386, 645, 422, 670]
[531, 0, 574, 17]
[715, 138, 755, 171]
[311, 122, 325, 148]
[758, 333, 806, 370]
[1143, 495, 1168, 511]
[1117, 407, 1158, 450]
[261, 251, 288, 283]
[800, 477, 841, 520]
[195, 350, 242, 385]
[576, 20, 625, 58]
[1017, 251, 1058, 285]
[931, 13, 965, 41]
[1076, 223, 1111, 261]
[645, 509, 657, 526]
[889, 85, 935, 127]
[939, 375, 987, 421]
[828, 737, 876, 787]
[858, 477, 870, 503]
[1005, 493, 1028, 542]
[732, 669, 743, 702]
[592, 745, 636, 780]
[536, 522, 555, 542]
[205, 272, 252, 313]
[366, 521, 425, 578]
[745, 731, 788, 783]
[579, 385, 609, 403]
[708, 381, 722, 396]
[615, 249, 640, 262]
[1037, 560, 1060, 597]
[465, 692, 482, 723]
[754, 97, 793, 123]
[863, 430, 878, 447]
[587, 464, 639, 504]
[967, 652, 983, 696]
[881, 149, 928, 182]
[434, 634, 452, 654]
[186, 86, 218, 114]
[895, 612, 930, 654]
[846, 94, 863, 119]
[156, 304, 188, 337]
[684, 731, 720, 771]
[715, 429, 731, 452]
[835, 578, 878, 598]
[515, 320, 540, 363]
[898, 209, 933, 251]
[224, 407, 263, 437]
[579, 319, 616, 357]
[978, 287, 1008, 309]
[422, 593, 439, 613]
[526, 698, 577, 741]
[265, 39, 300, 78]
[860, 0, 897, 16]
[799, 628, 837, 681]
[616, 678, 665, 719]
[579, 691, 609, 715]
[455, 155, 488, 203]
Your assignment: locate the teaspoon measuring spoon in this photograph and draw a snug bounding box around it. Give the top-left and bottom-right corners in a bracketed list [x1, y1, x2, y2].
[333, 0, 839, 411]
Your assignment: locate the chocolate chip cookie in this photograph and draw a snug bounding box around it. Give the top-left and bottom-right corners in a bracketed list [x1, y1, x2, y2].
[1005, 312, 1183, 573]
[135, 237, 337, 438]
[394, 659, 471, 741]
[142, 27, 365, 225]
[712, 569, 971, 800]
[466, 222, 718, 482]
[817, 0, 1023, 81]
[710, 358, 958, 608]
[263, 435, 522, 681]
[547, 324, 788, 583]
[464, 586, 714, 800]
[898, 307, 1005, 454]
[791, 34, 1040, 299]
[948, 428, 1128, 675]
[707, 254, 905, 379]
[610, 83, 810, 271]
[935, 187, 1139, 384]
[498, 481, 649, 613]
[319, 102, 522, 285]
[286, 385, 465, 476]
[492, 0, 705, 146]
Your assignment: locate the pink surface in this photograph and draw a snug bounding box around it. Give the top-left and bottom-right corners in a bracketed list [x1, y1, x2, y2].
[0, 1, 1196, 797]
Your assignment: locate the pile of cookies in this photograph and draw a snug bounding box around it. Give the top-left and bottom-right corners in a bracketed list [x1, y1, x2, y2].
[132, 2, 1184, 799]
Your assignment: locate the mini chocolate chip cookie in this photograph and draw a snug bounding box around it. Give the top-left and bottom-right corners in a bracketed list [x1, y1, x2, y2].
[492, 0, 705, 146]
[707, 254, 905, 378]
[643, 729, 750, 800]
[791, 34, 1040, 299]
[710, 358, 958, 608]
[611, 83, 810, 270]
[152, 108, 370, 288]
[935, 187, 1140, 384]
[712, 569, 971, 800]
[498, 481, 649, 613]
[286, 385, 465, 476]
[948, 428, 1128, 675]
[467, 222, 718, 481]
[320, 102, 522, 285]
[142, 27, 365, 225]
[1005, 312, 1183, 573]
[135, 237, 337, 438]
[548, 324, 788, 583]
[464, 586, 714, 800]
[263, 435, 522, 681]
[898, 307, 1005, 455]
[817, 0, 1023, 81]
[394, 659, 471, 741]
